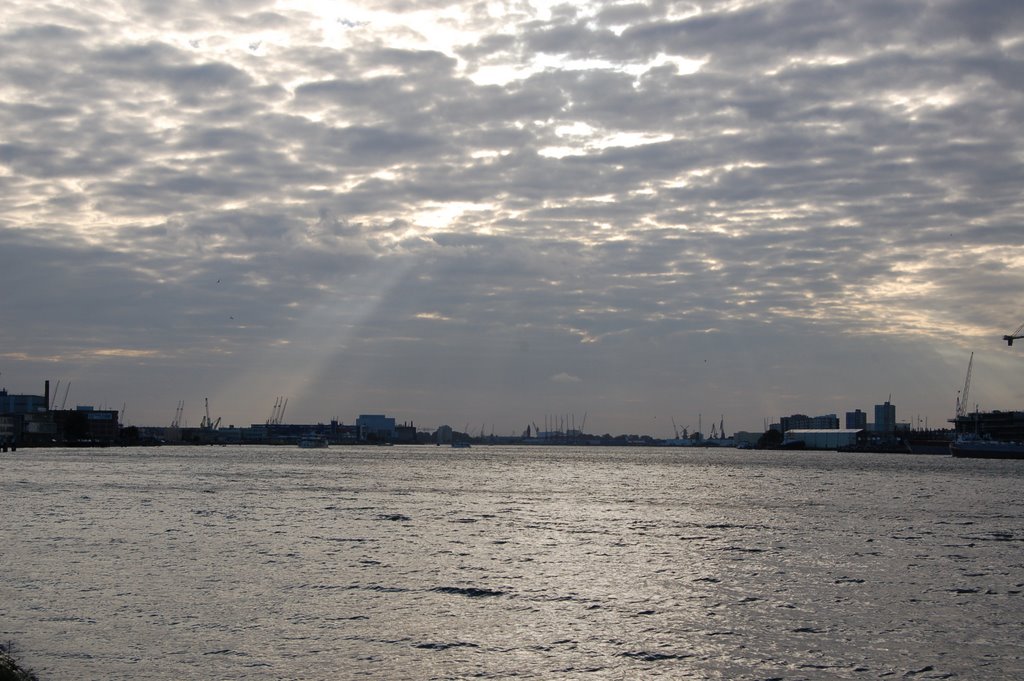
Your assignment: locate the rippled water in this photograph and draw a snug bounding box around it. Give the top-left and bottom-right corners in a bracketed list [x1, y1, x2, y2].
[1, 445, 1023, 679]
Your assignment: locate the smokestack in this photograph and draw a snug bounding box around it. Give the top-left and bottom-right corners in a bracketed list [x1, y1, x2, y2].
[45, 380, 50, 410]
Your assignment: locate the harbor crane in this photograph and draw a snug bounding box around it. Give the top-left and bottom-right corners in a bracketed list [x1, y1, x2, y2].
[266, 396, 288, 425]
[200, 397, 221, 430]
[171, 400, 184, 428]
[1004, 322, 1024, 346]
[955, 352, 973, 419]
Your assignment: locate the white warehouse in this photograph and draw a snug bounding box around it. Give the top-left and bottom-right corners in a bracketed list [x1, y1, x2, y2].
[785, 429, 864, 450]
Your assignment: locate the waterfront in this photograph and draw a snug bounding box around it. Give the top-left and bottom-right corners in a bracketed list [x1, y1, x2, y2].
[1, 446, 1022, 679]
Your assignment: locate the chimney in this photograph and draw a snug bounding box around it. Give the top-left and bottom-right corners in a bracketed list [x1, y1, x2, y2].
[45, 380, 50, 411]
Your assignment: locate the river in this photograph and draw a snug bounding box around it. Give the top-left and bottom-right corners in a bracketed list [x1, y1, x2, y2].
[1, 445, 1022, 679]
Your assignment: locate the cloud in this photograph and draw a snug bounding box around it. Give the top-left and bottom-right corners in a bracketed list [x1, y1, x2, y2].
[550, 372, 582, 383]
[0, 0, 1021, 433]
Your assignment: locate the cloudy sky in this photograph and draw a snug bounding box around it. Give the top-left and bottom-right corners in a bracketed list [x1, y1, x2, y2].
[2, 0, 1023, 436]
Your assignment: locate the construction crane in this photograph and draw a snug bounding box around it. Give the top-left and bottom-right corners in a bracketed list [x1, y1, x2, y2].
[955, 352, 973, 419]
[1004, 322, 1024, 346]
[171, 400, 184, 428]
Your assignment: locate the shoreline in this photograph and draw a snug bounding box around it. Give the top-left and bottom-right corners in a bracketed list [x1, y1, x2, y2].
[0, 646, 37, 681]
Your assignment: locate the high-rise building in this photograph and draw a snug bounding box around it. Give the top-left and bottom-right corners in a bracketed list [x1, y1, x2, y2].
[846, 409, 867, 430]
[874, 400, 896, 434]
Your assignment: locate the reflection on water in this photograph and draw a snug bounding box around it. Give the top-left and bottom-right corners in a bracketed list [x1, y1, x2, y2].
[2, 446, 1022, 679]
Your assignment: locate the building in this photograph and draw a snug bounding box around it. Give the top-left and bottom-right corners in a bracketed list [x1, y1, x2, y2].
[356, 414, 396, 442]
[22, 412, 58, 442]
[0, 388, 47, 415]
[51, 407, 120, 444]
[0, 383, 53, 445]
[845, 409, 868, 430]
[0, 415, 16, 446]
[785, 429, 865, 450]
[779, 413, 840, 432]
[874, 400, 896, 434]
[433, 425, 454, 444]
[0, 381, 124, 445]
[394, 423, 419, 444]
[733, 431, 761, 447]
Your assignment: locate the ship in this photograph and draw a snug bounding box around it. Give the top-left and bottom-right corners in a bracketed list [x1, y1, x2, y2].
[948, 349, 1024, 458]
[950, 434, 1024, 459]
[298, 434, 328, 449]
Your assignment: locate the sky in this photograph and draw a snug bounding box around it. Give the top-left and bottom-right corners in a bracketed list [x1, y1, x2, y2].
[2, 0, 1023, 437]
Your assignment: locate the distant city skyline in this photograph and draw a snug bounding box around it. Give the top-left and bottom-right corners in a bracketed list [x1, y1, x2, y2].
[2, 1, 1023, 435]
[0, 376, 976, 439]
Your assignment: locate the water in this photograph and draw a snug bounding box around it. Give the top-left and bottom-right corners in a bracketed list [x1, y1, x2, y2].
[1, 445, 1022, 679]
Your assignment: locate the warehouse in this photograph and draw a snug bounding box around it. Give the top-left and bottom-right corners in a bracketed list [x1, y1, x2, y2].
[784, 429, 865, 450]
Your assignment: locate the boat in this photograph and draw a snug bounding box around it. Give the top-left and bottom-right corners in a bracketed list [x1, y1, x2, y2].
[297, 435, 328, 449]
[451, 442, 471, 449]
[906, 437, 955, 455]
[950, 435, 1024, 459]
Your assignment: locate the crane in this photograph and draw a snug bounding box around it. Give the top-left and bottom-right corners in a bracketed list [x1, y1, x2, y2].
[200, 397, 220, 430]
[171, 400, 184, 428]
[1004, 322, 1024, 346]
[266, 396, 288, 425]
[955, 352, 973, 419]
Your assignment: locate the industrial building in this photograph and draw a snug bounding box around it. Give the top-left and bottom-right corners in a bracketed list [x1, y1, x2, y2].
[0, 388, 47, 415]
[356, 414, 396, 442]
[784, 429, 866, 450]
[952, 410, 1024, 442]
[0, 382, 120, 446]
